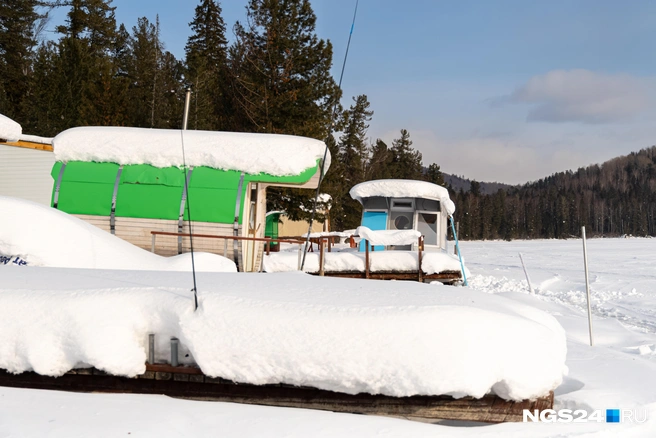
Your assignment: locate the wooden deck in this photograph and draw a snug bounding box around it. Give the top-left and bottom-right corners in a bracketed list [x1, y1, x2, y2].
[0, 365, 553, 423]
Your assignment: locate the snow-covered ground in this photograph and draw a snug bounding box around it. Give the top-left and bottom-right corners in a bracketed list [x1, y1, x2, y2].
[1, 237, 656, 436]
[0, 196, 236, 272]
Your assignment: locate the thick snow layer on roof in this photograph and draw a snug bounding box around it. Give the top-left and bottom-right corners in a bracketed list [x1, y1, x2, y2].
[53, 126, 330, 176]
[350, 179, 455, 215]
[0, 113, 21, 142]
[0, 267, 566, 400]
[0, 196, 236, 272]
[356, 226, 420, 245]
[19, 134, 53, 144]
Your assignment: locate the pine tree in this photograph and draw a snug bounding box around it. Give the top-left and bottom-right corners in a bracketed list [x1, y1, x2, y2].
[390, 129, 423, 179]
[185, 0, 228, 130]
[229, 0, 339, 138]
[367, 139, 392, 180]
[125, 16, 183, 129]
[320, 134, 347, 230]
[53, 0, 118, 128]
[339, 95, 373, 186]
[425, 163, 445, 186]
[126, 16, 161, 127]
[228, 0, 340, 220]
[24, 41, 58, 135]
[334, 95, 373, 230]
[0, 0, 40, 120]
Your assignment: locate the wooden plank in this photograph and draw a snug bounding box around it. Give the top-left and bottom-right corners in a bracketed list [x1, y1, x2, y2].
[0, 369, 553, 423]
[2, 141, 53, 151]
[315, 271, 462, 283]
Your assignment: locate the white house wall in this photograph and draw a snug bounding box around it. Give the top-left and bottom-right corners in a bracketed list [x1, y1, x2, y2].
[0, 145, 55, 206]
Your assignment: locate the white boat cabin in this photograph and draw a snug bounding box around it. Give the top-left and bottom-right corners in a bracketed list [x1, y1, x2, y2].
[349, 179, 455, 252]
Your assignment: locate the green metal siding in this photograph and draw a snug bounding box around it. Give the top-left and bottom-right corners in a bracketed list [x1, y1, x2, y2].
[51, 160, 320, 224]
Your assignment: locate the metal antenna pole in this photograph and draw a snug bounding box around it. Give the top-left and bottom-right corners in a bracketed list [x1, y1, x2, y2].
[181, 87, 198, 311]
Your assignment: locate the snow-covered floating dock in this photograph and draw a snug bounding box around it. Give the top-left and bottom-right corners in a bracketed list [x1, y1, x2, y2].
[0, 266, 567, 402]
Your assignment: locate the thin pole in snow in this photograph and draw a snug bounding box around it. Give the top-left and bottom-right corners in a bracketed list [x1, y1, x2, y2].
[582, 226, 594, 346]
[449, 216, 468, 286]
[518, 252, 534, 295]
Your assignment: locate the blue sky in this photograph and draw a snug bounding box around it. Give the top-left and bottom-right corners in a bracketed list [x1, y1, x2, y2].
[44, 0, 656, 184]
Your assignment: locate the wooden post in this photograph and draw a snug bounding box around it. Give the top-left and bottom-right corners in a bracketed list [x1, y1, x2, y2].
[151, 234, 156, 253]
[266, 240, 271, 256]
[365, 239, 370, 279]
[319, 238, 325, 276]
[418, 236, 424, 282]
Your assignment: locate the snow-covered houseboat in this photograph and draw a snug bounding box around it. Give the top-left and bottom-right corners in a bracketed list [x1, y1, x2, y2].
[48, 126, 329, 272]
[263, 179, 466, 283]
[349, 179, 455, 251]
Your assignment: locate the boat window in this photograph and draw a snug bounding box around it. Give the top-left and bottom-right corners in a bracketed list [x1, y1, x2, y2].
[391, 198, 414, 211]
[362, 197, 387, 210]
[417, 213, 438, 246]
[390, 211, 414, 230]
[416, 198, 440, 212]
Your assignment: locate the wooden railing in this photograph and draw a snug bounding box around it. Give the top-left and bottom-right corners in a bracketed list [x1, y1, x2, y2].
[151, 231, 426, 280]
[150, 231, 305, 256]
[315, 235, 425, 280]
[150, 231, 307, 272]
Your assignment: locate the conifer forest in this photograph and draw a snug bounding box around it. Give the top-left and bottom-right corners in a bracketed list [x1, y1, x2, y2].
[2, 0, 655, 239]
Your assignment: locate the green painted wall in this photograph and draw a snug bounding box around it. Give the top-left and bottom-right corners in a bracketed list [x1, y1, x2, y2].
[51, 161, 319, 224]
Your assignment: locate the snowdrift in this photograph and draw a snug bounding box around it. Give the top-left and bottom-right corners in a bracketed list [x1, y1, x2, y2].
[0, 268, 567, 401]
[0, 196, 236, 272]
[0, 113, 21, 142]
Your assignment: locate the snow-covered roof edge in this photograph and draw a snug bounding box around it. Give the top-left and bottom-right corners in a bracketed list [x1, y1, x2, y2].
[349, 179, 455, 215]
[20, 134, 53, 145]
[0, 113, 22, 142]
[53, 126, 330, 177]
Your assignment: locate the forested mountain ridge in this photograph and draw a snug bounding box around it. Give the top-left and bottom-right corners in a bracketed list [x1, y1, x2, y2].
[453, 146, 656, 240]
[442, 173, 513, 195]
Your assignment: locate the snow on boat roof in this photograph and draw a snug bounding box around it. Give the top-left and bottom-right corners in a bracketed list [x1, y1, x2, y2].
[0, 113, 21, 142]
[19, 134, 53, 145]
[350, 179, 455, 215]
[53, 126, 330, 177]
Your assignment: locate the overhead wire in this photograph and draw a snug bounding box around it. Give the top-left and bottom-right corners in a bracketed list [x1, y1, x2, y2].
[301, 0, 359, 270]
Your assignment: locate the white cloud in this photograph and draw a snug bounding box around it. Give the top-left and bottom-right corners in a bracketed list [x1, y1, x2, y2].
[495, 69, 651, 124]
[375, 126, 656, 185]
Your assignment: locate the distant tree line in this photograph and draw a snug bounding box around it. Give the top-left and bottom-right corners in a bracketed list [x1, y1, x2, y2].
[454, 146, 656, 240]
